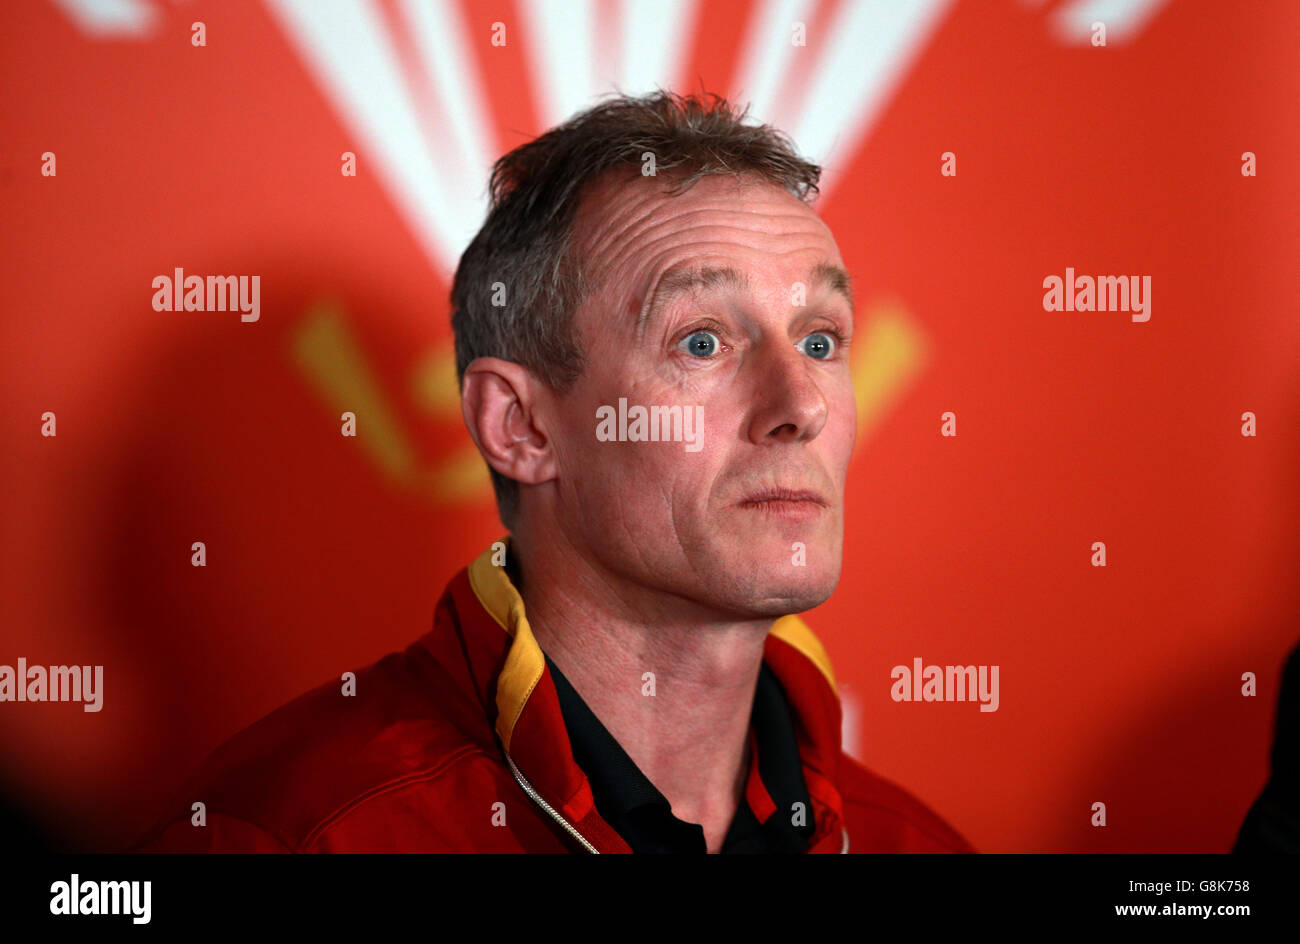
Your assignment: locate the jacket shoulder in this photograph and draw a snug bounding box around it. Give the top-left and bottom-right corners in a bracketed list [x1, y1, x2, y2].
[134, 637, 494, 852]
[837, 754, 975, 853]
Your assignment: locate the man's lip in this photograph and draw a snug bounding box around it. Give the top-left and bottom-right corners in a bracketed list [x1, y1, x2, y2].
[736, 488, 830, 506]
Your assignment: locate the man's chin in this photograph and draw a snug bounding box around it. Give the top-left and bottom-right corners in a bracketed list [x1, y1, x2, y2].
[735, 595, 833, 620]
[703, 563, 841, 619]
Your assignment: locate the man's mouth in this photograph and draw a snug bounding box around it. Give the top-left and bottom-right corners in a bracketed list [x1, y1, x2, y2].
[736, 488, 830, 520]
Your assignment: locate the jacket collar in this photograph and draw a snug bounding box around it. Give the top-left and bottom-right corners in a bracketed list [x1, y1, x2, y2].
[455, 537, 848, 853]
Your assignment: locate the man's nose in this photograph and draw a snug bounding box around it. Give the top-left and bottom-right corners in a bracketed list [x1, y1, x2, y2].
[745, 338, 829, 444]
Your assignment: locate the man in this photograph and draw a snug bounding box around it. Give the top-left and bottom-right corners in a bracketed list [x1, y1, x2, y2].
[135, 90, 972, 854]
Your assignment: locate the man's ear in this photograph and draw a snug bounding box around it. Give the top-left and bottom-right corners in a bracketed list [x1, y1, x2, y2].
[460, 357, 557, 487]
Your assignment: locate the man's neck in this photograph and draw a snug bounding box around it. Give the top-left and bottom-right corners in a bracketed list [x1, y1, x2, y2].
[505, 527, 773, 853]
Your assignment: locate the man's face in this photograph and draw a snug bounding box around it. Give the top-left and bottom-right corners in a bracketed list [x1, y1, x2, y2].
[542, 170, 857, 619]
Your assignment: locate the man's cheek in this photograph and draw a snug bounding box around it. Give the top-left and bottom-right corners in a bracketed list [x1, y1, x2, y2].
[832, 409, 857, 463]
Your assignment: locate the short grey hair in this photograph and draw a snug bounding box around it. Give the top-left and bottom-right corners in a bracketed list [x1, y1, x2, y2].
[450, 89, 823, 528]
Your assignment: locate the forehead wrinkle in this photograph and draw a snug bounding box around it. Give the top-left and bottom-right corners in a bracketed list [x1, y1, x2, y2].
[575, 191, 843, 340]
[593, 203, 824, 275]
[616, 215, 828, 321]
[631, 254, 853, 340]
[636, 265, 750, 339]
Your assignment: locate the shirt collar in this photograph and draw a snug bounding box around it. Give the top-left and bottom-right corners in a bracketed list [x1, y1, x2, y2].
[459, 537, 848, 852]
[547, 652, 815, 852]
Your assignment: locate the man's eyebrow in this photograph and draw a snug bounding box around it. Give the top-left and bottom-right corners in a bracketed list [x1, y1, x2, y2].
[636, 262, 855, 336]
[638, 265, 749, 336]
[812, 262, 856, 315]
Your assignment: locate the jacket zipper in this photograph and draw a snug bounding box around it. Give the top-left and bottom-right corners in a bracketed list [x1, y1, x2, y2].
[505, 751, 599, 854]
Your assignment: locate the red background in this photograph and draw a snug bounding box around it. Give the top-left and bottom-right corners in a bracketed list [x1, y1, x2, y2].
[2, 0, 1297, 852]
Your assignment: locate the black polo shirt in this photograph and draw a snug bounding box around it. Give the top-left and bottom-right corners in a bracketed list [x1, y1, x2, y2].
[545, 653, 816, 853]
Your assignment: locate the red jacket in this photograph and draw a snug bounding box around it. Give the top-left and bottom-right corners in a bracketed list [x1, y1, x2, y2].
[136, 542, 974, 853]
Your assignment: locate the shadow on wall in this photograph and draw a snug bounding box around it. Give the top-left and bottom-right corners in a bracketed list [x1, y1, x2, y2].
[1045, 639, 1287, 853]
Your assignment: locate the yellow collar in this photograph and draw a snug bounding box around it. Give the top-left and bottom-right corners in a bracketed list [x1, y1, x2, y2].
[465, 538, 838, 751]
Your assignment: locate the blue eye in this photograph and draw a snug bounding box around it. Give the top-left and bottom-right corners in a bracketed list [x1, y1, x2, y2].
[680, 331, 720, 358]
[800, 332, 836, 359]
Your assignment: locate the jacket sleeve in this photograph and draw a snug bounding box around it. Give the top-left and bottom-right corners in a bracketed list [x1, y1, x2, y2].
[837, 754, 977, 853]
[132, 812, 293, 854]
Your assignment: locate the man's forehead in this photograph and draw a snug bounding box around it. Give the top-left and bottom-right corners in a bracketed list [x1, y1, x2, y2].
[569, 173, 847, 329]
[571, 170, 820, 262]
[634, 260, 854, 336]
